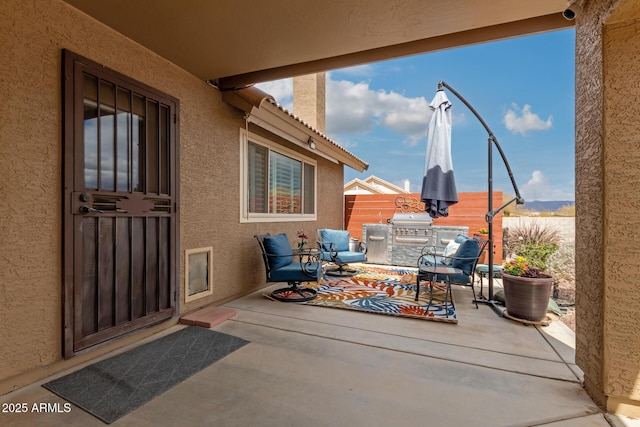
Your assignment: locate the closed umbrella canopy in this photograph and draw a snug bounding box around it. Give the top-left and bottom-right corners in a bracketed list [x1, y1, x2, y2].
[421, 90, 458, 218]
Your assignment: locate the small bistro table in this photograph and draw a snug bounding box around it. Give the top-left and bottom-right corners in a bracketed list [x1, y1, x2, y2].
[416, 265, 463, 318]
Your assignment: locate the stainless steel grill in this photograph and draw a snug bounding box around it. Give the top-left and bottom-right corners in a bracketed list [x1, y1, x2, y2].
[387, 212, 468, 266]
[363, 214, 469, 267]
[389, 212, 433, 225]
[390, 213, 433, 247]
[389, 212, 433, 266]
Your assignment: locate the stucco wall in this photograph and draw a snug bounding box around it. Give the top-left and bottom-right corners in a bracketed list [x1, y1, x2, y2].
[574, 0, 608, 409]
[575, 0, 640, 415]
[0, 0, 344, 391]
[602, 4, 640, 412]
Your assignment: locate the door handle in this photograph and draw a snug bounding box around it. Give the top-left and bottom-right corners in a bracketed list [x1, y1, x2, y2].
[79, 205, 103, 214]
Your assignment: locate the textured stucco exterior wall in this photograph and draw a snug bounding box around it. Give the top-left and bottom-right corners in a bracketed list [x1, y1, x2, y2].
[180, 120, 344, 315]
[575, 0, 640, 415]
[602, 5, 640, 412]
[0, 0, 345, 392]
[575, 0, 608, 409]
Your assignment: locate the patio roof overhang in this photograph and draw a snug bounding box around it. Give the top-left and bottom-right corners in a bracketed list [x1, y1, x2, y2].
[222, 86, 369, 172]
[62, 0, 573, 89]
[62, 0, 572, 174]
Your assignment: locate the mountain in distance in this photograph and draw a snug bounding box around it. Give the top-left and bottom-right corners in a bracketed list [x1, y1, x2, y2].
[515, 200, 574, 212]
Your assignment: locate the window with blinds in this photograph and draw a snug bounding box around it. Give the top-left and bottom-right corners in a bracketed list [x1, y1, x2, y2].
[241, 132, 316, 222]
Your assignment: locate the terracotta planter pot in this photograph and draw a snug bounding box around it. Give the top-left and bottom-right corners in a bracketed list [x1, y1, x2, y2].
[501, 272, 554, 321]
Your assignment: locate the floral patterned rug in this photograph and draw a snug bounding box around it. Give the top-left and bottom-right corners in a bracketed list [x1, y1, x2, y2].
[304, 263, 457, 324]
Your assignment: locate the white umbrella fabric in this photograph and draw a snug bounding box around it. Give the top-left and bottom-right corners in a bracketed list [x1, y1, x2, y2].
[420, 89, 458, 218]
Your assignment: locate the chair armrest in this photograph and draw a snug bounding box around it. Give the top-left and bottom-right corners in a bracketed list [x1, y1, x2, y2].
[317, 240, 339, 259]
[421, 245, 438, 256]
[418, 252, 478, 267]
[417, 251, 439, 268]
[295, 248, 320, 260]
[449, 255, 482, 262]
[301, 253, 321, 277]
[265, 251, 295, 258]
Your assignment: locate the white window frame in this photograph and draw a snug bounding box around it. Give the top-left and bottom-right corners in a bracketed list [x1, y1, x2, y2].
[239, 129, 317, 223]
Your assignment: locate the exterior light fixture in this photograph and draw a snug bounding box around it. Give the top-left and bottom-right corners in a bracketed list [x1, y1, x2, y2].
[307, 136, 316, 150]
[563, 0, 581, 20]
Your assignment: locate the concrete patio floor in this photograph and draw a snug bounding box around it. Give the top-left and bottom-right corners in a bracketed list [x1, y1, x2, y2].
[2, 283, 639, 426]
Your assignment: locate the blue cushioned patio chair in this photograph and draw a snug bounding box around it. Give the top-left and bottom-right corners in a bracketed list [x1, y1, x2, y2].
[417, 234, 488, 309]
[255, 233, 322, 302]
[317, 229, 366, 276]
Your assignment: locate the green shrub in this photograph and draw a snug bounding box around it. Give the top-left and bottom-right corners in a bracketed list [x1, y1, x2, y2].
[546, 243, 575, 282]
[504, 222, 561, 271]
[517, 243, 558, 270]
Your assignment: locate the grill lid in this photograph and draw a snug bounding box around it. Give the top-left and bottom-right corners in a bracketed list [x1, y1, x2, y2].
[390, 212, 433, 226]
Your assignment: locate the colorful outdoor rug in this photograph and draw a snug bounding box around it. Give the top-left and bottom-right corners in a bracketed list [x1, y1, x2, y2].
[305, 264, 457, 323]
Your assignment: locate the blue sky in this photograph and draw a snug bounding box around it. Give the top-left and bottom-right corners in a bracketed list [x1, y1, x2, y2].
[257, 29, 576, 202]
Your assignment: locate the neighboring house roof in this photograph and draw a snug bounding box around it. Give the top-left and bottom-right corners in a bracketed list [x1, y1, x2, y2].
[221, 86, 369, 172]
[344, 179, 385, 195]
[344, 175, 412, 195]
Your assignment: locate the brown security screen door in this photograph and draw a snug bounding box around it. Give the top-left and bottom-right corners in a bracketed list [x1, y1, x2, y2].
[63, 51, 179, 357]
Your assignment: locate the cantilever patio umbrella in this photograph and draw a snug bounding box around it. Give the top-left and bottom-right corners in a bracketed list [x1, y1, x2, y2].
[421, 89, 458, 218]
[432, 80, 525, 306]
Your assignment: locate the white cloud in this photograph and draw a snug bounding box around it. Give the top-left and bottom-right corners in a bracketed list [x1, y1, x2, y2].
[326, 79, 432, 146]
[503, 104, 552, 136]
[520, 170, 574, 201]
[325, 80, 377, 134]
[256, 75, 463, 148]
[255, 79, 293, 110]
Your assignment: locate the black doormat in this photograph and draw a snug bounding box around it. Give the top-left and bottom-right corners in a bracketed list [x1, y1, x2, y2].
[43, 326, 249, 424]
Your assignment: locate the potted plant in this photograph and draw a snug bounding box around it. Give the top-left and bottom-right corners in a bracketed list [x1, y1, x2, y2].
[501, 255, 555, 322]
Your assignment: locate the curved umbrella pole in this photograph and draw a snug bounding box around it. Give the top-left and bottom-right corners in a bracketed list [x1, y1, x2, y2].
[437, 81, 525, 309]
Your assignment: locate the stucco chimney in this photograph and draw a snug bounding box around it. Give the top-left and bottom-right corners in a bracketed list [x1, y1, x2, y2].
[293, 73, 326, 133]
[404, 179, 411, 192]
